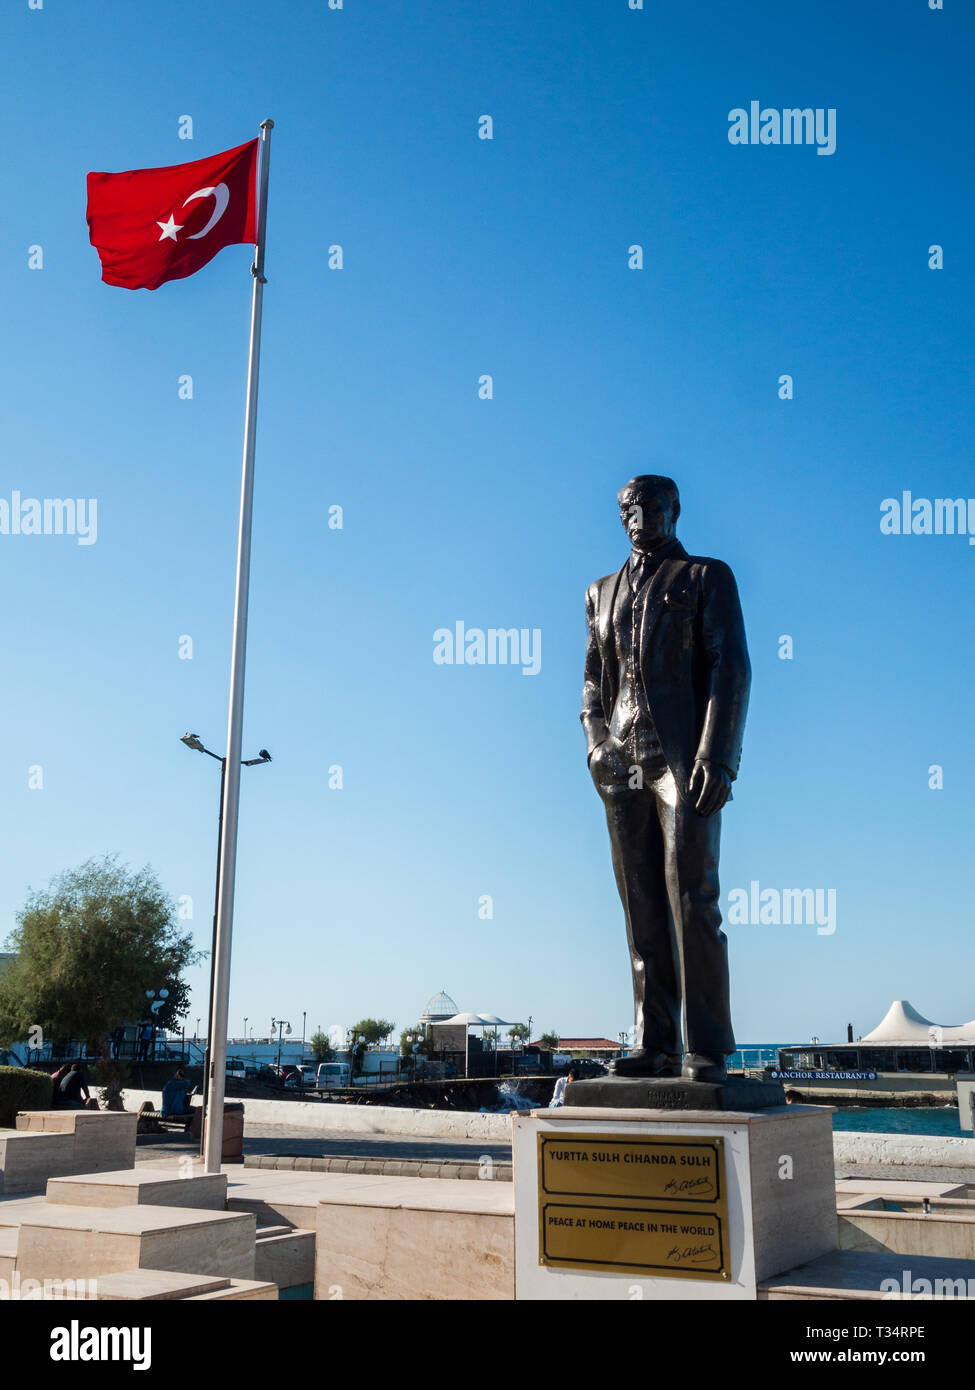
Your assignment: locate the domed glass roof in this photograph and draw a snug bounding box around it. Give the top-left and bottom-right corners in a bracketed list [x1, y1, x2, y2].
[420, 990, 460, 1021]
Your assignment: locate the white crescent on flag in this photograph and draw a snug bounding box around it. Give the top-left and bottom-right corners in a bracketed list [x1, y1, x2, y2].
[182, 183, 230, 239]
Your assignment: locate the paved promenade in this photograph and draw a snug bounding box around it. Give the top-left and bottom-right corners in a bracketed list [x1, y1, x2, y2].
[135, 1123, 513, 1166]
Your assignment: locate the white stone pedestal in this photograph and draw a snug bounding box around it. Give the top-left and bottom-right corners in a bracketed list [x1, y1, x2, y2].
[513, 1105, 836, 1300]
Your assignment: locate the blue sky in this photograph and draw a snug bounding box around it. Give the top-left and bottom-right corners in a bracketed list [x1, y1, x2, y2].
[1, 0, 972, 1049]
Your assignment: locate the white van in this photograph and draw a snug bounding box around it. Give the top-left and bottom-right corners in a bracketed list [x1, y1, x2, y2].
[316, 1061, 351, 1090]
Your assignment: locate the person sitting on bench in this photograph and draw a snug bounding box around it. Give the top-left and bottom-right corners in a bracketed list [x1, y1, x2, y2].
[160, 1068, 195, 1119]
[59, 1062, 91, 1110]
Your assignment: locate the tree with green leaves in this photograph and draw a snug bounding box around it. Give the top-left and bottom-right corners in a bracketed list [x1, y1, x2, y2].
[539, 1031, 560, 1051]
[347, 1018, 395, 1075]
[507, 1022, 529, 1046]
[309, 1030, 334, 1062]
[0, 856, 201, 1056]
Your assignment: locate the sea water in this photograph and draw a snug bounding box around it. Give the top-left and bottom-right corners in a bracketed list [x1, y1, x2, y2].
[729, 1044, 964, 1136]
[831, 1107, 962, 1137]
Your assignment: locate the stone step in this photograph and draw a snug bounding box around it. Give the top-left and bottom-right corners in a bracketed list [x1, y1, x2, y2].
[839, 1203, 975, 1260]
[93, 1268, 278, 1301]
[92, 1269, 234, 1299]
[0, 1195, 48, 1225]
[226, 1168, 455, 1231]
[0, 1226, 16, 1281]
[10, 1202, 256, 1284]
[244, 1153, 513, 1181]
[255, 1224, 293, 1239]
[46, 1169, 227, 1211]
[760, 1248, 975, 1300]
[835, 1179, 969, 1199]
[182, 1279, 278, 1301]
[254, 1228, 315, 1290]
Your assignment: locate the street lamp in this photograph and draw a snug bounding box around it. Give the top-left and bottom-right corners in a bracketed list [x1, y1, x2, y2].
[271, 1018, 292, 1074]
[181, 732, 272, 1155]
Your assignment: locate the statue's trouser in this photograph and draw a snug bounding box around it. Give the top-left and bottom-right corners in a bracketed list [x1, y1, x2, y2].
[593, 746, 735, 1060]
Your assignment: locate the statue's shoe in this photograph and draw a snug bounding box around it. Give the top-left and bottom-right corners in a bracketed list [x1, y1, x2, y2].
[681, 1053, 728, 1083]
[609, 1049, 681, 1078]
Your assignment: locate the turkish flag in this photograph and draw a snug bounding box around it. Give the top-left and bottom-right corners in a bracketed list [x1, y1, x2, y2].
[87, 139, 259, 291]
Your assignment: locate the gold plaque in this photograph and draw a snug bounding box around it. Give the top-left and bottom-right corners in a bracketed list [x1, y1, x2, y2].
[537, 1132, 730, 1280]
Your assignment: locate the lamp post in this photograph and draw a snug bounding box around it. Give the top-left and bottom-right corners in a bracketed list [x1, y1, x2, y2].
[271, 1018, 292, 1074]
[181, 733, 271, 1158]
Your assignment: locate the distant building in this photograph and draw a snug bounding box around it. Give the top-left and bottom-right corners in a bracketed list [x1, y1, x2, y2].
[419, 990, 459, 1025]
[419, 989, 466, 1053]
[532, 1037, 622, 1060]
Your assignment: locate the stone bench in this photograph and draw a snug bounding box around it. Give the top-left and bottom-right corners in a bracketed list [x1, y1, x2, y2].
[15, 1111, 137, 1175]
[313, 1174, 515, 1300]
[1, 1112, 139, 1195]
[13, 1202, 257, 1283]
[0, 1129, 77, 1194]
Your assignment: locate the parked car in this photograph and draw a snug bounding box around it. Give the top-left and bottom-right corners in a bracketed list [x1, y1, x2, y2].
[244, 1062, 278, 1080]
[282, 1065, 318, 1089]
[225, 1059, 246, 1080]
[316, 1061, 351, 1090]
[572, 1060, 608, 1078]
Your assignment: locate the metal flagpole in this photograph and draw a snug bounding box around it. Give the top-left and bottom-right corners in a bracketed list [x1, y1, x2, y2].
[203, 118, 273, 1174]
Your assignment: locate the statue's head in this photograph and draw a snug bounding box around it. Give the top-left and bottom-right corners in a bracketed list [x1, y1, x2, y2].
[617, 475, 680, 552]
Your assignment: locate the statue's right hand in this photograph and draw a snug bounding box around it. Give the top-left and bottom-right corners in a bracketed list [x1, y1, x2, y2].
[589, 736, 627, 781]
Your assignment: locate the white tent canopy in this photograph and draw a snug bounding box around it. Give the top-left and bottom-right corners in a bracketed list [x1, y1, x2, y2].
[440, 1013, 513, 1027]
[860, 1000, 975, 1046]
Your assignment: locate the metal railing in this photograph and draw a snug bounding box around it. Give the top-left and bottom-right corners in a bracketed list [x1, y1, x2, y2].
[22, 1039, 194, 1067]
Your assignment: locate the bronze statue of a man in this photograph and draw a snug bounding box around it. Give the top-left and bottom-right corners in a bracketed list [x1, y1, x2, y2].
[582, 475, 750, 1084]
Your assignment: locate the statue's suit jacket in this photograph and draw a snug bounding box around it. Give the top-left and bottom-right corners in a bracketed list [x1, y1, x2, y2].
[581, 541, 751, 801]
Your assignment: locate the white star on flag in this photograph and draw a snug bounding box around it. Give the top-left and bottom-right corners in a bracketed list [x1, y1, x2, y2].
[156, 214, 183, 242]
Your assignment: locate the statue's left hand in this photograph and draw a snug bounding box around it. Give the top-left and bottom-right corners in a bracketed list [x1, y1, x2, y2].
[689, 759, 732, 816]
